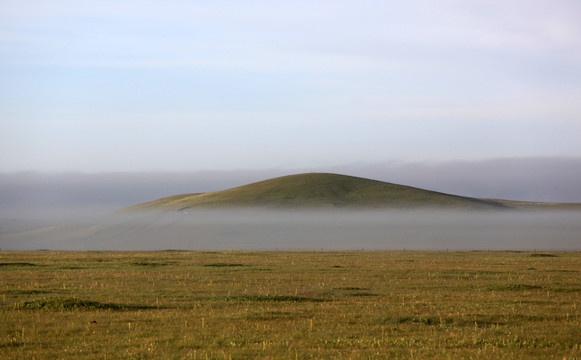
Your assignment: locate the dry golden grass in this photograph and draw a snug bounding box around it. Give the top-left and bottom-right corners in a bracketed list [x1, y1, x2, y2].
[1, 250, 580, 359]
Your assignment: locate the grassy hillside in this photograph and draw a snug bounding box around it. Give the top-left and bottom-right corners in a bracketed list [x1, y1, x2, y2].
[127, 173, 508, 211]
[487, 199, 581, 210]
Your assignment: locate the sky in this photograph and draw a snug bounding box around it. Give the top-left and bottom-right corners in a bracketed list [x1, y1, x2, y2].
[1, 0, 581, 172]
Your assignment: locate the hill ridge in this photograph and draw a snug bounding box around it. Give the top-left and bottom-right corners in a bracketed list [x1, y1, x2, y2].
[126, 172, 509, 211]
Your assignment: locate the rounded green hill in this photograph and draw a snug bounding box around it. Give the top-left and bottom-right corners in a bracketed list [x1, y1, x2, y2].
[127, 173, 507, 211]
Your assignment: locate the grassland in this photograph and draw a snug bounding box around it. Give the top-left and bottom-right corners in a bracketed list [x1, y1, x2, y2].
[1, 251, 580, 359]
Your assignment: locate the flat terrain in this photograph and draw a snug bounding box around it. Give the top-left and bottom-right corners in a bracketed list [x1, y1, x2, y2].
[1, 251, 580, 359]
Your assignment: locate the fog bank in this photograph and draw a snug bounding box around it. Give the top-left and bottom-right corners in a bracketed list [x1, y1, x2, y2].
[1, 210, 579, 251]
[1, 157, 580, 221]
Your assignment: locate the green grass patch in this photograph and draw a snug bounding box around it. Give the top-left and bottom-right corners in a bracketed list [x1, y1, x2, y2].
[1, 289, 52, 295]
[388, 316, 453, 326]
[550, 287, 581, 293]
[245, 311, 308, 321]
[208, 295, 325, 302]
[12, 297, 156, 311]
[131, 262, 170, 267]
[487, 284, 544, 291]
[334, 286, 369, 290]
[203, 263, 247, 267]
[530, 253, 558, 258]
[0, 262, 37, 267]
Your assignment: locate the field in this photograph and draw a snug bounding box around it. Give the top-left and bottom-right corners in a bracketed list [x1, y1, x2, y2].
[1, 251, 580, 359]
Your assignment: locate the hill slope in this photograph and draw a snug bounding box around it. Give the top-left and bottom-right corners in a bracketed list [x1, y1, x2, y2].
[126, 173, 508, 211]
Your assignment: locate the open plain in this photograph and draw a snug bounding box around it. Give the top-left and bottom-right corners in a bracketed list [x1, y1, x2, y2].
[1, 250, 580, 359]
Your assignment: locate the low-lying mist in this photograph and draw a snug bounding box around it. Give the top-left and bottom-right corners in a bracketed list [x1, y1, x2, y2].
[1, 209, 579, 251]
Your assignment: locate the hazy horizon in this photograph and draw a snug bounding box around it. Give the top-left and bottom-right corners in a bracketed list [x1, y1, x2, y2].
[2, 209, 580, 251]
[1, 157, 581, 221]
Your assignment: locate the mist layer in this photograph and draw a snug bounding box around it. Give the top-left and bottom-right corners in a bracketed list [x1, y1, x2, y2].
[1, 209, 579, 251]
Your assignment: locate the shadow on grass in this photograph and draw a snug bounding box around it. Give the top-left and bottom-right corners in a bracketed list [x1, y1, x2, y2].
[529, 253, 557, 258]
[245, 310, 312, 321]
[0, 262, 37, 267]
[383, 313, 566, 328]
[203, 263, 248, 267]
[131, 262, 173, 267]
[486, 284, 543, 291]
[12, 297, 159, 311]
[385, 315, 507, 327]
[201, 294, 326, 302]
[2, 289, 53, 295]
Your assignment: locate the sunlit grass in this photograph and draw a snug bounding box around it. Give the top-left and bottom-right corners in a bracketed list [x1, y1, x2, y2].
[128, 173, 508, 210]
[1, 250, 580, 359]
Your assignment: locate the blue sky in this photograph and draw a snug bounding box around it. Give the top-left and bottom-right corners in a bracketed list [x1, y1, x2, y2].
[1, 0, 580, 172]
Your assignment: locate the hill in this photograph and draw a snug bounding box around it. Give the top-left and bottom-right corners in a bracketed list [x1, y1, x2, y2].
[3, 173, 581, 250]
[126, 173, 509, 211]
